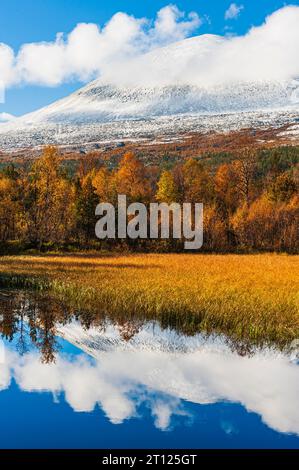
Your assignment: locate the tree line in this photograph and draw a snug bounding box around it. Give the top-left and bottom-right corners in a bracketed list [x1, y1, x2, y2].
[0, 145, 298, 253]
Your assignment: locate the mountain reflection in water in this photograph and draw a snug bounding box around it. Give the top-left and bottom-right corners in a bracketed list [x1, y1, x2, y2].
[0, 290, 299, 448]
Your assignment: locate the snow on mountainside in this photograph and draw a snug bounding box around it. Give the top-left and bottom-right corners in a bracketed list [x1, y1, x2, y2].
[1, 35, 299, 150]
[57, 320, 219, 356]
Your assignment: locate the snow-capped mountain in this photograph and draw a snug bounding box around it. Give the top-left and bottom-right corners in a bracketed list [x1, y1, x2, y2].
[57, 320, 227, 356]
[1, 35, 299, 150]
[9, 79, 299, 124]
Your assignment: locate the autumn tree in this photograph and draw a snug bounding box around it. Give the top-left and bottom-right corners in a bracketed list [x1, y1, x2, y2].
[92, 166, 116, 203]
[182, 158, 215, 204]
[74, 174, 99, 243]
[203, 205, 230, 252]
[267, 172, 297, 203]
[156, 170, 179, 203]
[0, 167, 23, 243]
[232, 148, 257, 206]
[213, 163, 239, 247]
[231, 194, 299, 252]
[78, 151, 101, 179]
[214, 163, 240, 214]
[24, 146, 75, 247]
[114, 152, 151, 202]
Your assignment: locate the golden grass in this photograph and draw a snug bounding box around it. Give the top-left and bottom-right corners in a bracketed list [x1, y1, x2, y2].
[0, 253, 298, 346]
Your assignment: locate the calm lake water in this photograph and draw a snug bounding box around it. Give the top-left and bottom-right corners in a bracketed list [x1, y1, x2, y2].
[0, 290, 298, 449]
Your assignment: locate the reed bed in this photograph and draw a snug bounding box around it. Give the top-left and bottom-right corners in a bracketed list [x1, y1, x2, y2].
[0, 253, 298, 346]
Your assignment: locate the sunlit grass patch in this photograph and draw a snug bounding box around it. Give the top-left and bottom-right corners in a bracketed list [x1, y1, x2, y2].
[0, 253, 298, 347]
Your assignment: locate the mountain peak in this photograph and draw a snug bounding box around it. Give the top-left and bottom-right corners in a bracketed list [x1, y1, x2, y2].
[0, 34, 298, 150]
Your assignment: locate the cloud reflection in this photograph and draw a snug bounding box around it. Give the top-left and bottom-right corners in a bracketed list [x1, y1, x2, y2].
[1, 323, 299, 434]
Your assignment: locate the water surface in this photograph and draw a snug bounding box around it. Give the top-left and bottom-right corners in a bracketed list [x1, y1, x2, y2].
[0, 290, 298, 449]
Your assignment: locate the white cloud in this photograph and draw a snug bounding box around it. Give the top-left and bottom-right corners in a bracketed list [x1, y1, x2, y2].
[0, 5, 298, 92]
[117, 5, 299, 87]
[0, 5, 201, 89]
[152, 5, 201, 43]
[0, 360, 10, 390]
[225, 3, 244, 20]
[0, 43, 15, 87]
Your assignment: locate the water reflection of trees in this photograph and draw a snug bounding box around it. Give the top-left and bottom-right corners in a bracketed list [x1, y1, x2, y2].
[0, 290, 144, 363]
[0, 290, 260, 363]
[0, 291, 68, 363]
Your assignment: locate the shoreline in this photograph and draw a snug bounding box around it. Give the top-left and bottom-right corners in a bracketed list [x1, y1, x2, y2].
[0, 252, 298, 348]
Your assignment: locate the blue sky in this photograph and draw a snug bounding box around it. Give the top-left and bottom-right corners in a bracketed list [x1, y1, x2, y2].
[0, 0, 298, 116]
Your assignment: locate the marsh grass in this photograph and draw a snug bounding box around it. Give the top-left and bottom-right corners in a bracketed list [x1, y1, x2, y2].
[0, 253, 298, 347]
